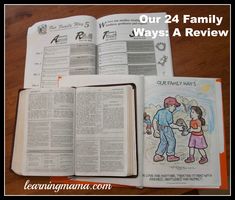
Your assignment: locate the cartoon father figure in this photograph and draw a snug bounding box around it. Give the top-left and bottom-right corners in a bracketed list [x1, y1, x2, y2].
[152, 97, 183, 162]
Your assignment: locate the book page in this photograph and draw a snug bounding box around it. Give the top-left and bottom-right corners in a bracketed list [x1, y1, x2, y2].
[20, 88, 75, 176]
[143, 76, 222, 188]
[12, 90, 28, 175]
[96, 13, 173, 76]
[74, 86, 131, 176]
[59, 75, 144, 187]
[127, 86, 137, 176]
[215, 81, 225, 153]
[24, 15, 97, 88]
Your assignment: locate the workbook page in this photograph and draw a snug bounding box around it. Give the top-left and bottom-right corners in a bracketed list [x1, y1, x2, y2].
[24, 15, 97, 88]
[96, 13, 173, 76]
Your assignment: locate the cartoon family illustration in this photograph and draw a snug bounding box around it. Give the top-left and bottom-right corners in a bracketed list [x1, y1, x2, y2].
[144, 96, 208, 164]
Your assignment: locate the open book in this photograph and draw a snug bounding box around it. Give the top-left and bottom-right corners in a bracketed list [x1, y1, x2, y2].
[24, 12, 173, 88]
[52, 75, 227, 189]
[12, 84, 138, 177]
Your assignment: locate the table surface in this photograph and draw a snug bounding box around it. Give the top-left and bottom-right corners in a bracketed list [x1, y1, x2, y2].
[5, 5, 230, 195]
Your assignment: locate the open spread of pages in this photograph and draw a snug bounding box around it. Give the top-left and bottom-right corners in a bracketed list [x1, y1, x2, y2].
[12, 83, 137, 177]
[24, 13, 173, 88]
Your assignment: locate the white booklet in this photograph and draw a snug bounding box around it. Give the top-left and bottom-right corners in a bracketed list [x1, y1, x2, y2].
[55, 75, 227, 189]
[24, 13, 173, 88]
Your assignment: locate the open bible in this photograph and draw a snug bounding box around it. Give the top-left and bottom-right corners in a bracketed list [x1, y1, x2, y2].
[12, 84, 137, 177]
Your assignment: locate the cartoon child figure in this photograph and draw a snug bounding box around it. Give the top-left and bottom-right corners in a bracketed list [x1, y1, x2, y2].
[185, 106, 208, 164]
[144, 112, 152, 135]
[152, 97, 183, 162]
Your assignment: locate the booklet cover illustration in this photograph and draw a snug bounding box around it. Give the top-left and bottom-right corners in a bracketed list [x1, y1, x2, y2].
[143, 77, 225, 188]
